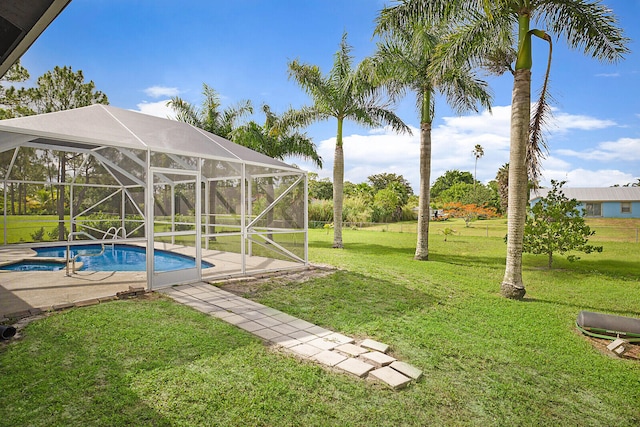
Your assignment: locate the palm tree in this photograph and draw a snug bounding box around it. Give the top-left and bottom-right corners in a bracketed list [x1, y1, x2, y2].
[379, 0, 628, 299]
[370, 22, 491, 260]
[288, 32, 410, 248]
[232, 104, 322, 167]
[473, 144, 484, 188]
[496, 163, 509, 214]
[167, 83, 252, 140]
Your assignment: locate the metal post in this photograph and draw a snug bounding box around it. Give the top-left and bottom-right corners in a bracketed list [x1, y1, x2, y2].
[247, 173, 252, 257]
[171, 184, 175, 245]
[121, 187, 126, 237]
[240, 163, 246, 275]
[3, 182, 7, 245]
[304, 172, 309, 265]
[205, 179, 210, 250]
[195, 161, 202, 278]
[145, 150, 153, 291]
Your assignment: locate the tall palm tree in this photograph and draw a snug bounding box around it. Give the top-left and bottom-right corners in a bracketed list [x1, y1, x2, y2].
[473, 144, 484, 188]
[167, 83, 252, 140]
[288, 32, 410, 248]
[369, 22, 491, 260]
[379, 0, 628, 299]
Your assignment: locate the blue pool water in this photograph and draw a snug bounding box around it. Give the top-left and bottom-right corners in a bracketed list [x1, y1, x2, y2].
[1, 260, 66, 272]
[1, 244, 213, 272]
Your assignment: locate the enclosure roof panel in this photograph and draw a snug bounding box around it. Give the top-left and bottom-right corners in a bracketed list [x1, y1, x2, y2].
[0, 104, 296, 170]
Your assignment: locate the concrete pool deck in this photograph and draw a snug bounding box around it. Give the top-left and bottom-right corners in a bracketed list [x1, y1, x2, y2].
[0, 243, 304, 319]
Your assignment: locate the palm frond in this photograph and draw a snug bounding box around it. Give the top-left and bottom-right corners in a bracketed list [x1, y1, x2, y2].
[167, 96, 201, 127]
[528, 30, 554, 187]
[539, 0, 629, 63]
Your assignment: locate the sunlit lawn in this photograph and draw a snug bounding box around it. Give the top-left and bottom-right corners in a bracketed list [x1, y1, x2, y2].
[1, 225, 639, 426]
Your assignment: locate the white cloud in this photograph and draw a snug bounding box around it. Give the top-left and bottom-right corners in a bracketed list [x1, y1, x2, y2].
[549, 109, 616, 134]
[555, 137, 640, 161]
[540, 168, 635, 188]
[290, 105, 636, 194]
[133, 100, 176, 119]
[296, 107, 513, 190]
[144, 86, 180, 98]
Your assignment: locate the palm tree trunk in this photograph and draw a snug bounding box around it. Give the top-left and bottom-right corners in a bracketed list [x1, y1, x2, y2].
[414, 120, 432, 260]
[501, 68, 530, 300]
[332, 118, 344, 248]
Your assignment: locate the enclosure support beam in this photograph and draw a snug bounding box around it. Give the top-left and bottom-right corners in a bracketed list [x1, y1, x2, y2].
[304, 173, 309, 265]
[241, 163, 246, 275]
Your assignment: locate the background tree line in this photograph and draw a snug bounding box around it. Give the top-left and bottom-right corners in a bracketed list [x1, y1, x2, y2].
[308, 167, 509, 225]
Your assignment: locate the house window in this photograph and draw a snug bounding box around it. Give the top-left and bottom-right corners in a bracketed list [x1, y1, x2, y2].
[621, 202, 631, 214]
[585, 203, 602, 217]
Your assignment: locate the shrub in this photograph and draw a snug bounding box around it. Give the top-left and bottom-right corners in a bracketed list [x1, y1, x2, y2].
[30, 227, 46, 242]
[308, 199, 333, 222]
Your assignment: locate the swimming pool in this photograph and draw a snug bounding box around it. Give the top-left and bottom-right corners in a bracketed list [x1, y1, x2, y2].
[1, 244, 213, 272]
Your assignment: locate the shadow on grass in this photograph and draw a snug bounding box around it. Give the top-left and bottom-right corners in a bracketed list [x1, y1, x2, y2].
[312, 239, 505, 267]
[430, 251, 506, 269]
[252, 270, 438, 332]
[336, 242, 416, 257]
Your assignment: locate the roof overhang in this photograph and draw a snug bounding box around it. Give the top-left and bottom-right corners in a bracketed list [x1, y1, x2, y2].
[0, 0, 72, 78]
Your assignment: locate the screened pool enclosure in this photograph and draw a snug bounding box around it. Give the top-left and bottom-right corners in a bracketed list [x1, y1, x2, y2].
[0, 105, 308, 289]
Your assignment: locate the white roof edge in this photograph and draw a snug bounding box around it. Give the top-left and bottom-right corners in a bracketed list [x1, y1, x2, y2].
[0, 124, 142, 151]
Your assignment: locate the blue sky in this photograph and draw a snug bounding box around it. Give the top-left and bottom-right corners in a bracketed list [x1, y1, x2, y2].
[18, 0, 640, 191]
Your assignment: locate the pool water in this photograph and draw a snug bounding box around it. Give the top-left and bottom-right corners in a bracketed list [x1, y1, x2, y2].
[1, 244, 213, 272]
[1, 260, 66, 272]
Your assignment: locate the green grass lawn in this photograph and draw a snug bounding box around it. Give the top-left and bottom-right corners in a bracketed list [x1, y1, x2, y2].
[1, 227, 640, 425]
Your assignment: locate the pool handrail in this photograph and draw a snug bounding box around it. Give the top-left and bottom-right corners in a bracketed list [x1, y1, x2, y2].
[66, 231, 105, 276]
[102, 226, 126, 240]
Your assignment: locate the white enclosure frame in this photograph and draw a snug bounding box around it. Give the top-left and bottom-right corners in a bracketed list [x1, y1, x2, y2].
[0, 105, 309, 289]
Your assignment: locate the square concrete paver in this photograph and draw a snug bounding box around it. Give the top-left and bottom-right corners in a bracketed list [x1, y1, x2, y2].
[389, 361, 423, 380]
[287, 318, 316, 330]
[221, 313, 247, 325]
[237, 321, 265, 332]
[289, 343, 324, 358]
[369, 366, 412, 390]
[239, 310, 267, 321]
[305, 325, 332, 337]
[254, 316, 283, 328]
[360, 338, 390, 354]
[252, 328, 283, 341]
[271, 323, 300, 336]
[336, 358, 375, 378]
[306, 337, 338, 351]
[288, 330, 317, 342]
[271, 335, 303, 348]
[313, 350, 348, 367]
[258, 307, 282, 316]
[360, 351, 396, 368]
[335, 343, 369, 357]
[323, 332, 354, 345]
[272, 312, 298, 323]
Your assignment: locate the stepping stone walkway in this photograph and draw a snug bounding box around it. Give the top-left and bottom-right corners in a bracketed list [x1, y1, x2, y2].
[160, 282, 421, 390]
